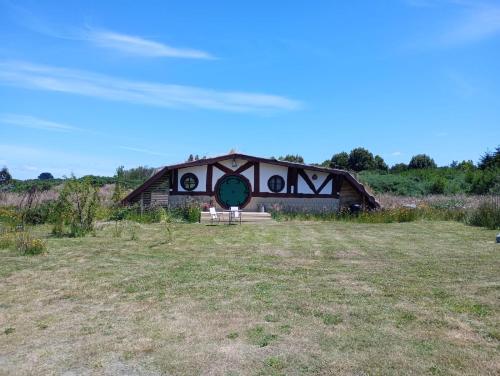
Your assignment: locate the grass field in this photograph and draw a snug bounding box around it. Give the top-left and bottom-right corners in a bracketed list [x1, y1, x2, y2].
[1, 221, 499, 375]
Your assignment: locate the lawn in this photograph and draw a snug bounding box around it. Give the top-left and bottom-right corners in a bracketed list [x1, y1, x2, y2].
[0, 221, 499, 375]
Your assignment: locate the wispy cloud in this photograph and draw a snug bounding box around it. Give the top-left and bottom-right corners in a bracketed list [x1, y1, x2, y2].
[86, 29, 214, 59]
[0, 61, 301, 112]
[391, 151, 403, 156]
[439, 4, 500, 46]
[0, 113, 80, 132]
[406, 1, 500, 48]
[4, 3, 214, 59]
[118, 146, 172, 157]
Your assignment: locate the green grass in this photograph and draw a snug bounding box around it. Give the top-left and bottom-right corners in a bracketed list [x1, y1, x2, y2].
[0, 221, 499, 375]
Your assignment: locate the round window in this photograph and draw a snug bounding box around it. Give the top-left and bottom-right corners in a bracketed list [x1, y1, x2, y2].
[267, 175, 285, 193]
[180, 173, 198, 191]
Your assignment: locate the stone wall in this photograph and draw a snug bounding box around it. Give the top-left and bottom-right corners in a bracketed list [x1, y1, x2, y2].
[168, 195, 212, 209]
[167, 194, 339, 213]
[247, 196, 339, 212]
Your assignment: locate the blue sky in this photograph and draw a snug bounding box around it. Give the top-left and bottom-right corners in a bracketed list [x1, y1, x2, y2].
[0, 0, 499, 179]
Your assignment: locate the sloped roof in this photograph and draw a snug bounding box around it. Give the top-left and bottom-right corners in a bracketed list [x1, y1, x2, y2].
[122, 153, 379, 208]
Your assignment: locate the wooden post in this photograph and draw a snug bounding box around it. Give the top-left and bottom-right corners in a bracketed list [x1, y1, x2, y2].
[140, 192, 144, 215]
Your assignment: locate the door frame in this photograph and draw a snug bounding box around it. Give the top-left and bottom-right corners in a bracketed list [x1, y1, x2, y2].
[214, 173, 252, 209]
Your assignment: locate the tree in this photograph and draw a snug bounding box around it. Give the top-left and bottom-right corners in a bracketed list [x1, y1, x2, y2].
[374, 155, 388, 171]
[38, 172, 54, 180]
[478, 146, 500, 170]
[278, 154, 304, 164]
[348, 148, 375, 172]
[112, 166, 125, 204]
[0, 167, 12, 185]
[330, 152, 349, 169]
[187, 154, 194, 162]
[408, 154, 437, 169]
[390, 163, 408, 173]
[456, 160, 475, 171]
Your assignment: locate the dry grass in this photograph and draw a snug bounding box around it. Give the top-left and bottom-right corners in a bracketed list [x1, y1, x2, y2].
[0, 184, 116, 208]
[0, 221, 499, 375]
[378, 193, 496, 209]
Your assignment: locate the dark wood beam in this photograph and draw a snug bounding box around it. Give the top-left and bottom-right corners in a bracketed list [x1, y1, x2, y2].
[235, 161, 254, 174]
[213, 162, 233, 174]
[254, 162, 260, 193]
[316, 174, 333, 194]
[206, 164, 213, 194]
[298, 169, 317, 194]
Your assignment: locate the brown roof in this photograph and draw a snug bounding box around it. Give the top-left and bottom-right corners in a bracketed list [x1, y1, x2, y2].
[122, 153, 379, 208]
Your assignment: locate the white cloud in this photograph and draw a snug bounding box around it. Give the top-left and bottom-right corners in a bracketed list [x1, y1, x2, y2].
[0, 113, 80, 132]
[86, 29, 214, 59]
[391, 151, 403, 156]
[0, 61, 301, 113]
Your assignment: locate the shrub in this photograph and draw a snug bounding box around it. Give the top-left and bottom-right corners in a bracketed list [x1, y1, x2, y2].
[430, 178, 446, 194]
[15, 232, 47, 255]
[0, 207, 22, 229]
[465, 200, 500, 230]
[52, 177, 100, 237]
[22, 200, 56, 225]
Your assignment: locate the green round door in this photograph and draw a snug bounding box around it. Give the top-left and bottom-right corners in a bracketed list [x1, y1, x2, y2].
[216, 175, 251, 208]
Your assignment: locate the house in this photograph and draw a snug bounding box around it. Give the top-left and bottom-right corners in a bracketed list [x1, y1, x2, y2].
[122, 153, 379, 212]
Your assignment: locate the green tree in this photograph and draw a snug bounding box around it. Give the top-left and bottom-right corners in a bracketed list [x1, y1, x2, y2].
[408, 154, 437, 169]
[348, 148, 375, 172]
[278, 154, 304, 164]
[374, 155, 388, 171]
[112, 166, 125, 204]
[38, 172, 54, 180]
[330, 152, 349, 169]
[0, 167, 12, 185]
[456, 160, 475, 171]
[390, 163, 408, 173]
[478, 146, 500, 170]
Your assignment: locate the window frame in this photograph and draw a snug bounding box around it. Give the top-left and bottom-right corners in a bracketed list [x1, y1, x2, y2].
[180, 173, 199, 191]
[267, 175, 285, 193]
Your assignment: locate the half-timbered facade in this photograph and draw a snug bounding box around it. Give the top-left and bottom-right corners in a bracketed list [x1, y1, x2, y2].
[122, 153, 379, 211]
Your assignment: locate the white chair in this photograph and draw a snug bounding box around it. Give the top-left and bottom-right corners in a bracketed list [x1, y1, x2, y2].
[209, 207, 223, 224]
[230, 206, 242, 224]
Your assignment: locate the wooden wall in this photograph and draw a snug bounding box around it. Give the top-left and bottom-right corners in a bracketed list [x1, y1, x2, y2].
[339, 180, 363, 208]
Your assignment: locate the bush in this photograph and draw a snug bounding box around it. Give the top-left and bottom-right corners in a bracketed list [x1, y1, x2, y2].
[22, 201, 56, 225]
[0, 207, 22, 229]
[430, 178, 446, 194]
[175, 200, 201, 223]
[52, 177, 100, 237]
[466, 200, 500, 230]
[15, 232, 47, 255]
